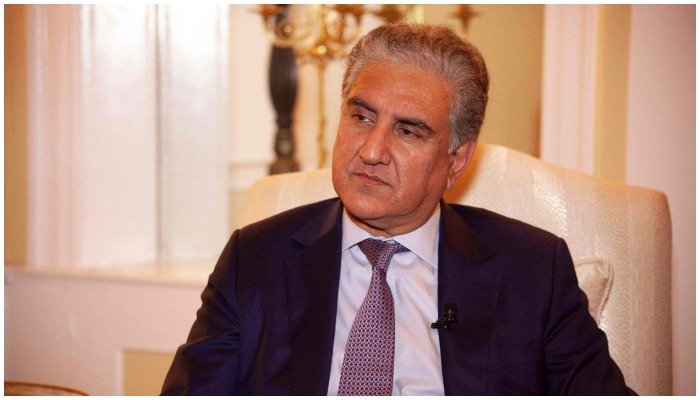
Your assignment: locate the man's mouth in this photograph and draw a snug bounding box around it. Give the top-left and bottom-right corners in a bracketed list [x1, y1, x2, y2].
[354, 172, 388, 186]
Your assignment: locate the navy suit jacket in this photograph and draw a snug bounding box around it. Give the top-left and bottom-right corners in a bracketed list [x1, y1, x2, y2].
[161, 198, 633, 395]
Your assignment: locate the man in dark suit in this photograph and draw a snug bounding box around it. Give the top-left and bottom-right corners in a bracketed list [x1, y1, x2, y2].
[162, 23, 633, 395]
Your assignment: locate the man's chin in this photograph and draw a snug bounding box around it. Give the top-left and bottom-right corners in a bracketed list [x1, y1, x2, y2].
[341, 199, 389, 225]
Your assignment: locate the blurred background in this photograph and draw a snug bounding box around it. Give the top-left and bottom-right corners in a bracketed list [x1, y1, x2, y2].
[5, 4, 695, 395]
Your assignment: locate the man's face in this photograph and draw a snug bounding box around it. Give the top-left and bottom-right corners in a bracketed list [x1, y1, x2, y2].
[332, 61, 476, 236]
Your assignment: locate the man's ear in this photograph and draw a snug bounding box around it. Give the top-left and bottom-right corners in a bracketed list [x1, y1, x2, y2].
[446, 141, 478, 191]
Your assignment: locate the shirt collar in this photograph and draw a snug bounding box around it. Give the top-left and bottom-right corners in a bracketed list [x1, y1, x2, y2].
[341, 205, 441, 268]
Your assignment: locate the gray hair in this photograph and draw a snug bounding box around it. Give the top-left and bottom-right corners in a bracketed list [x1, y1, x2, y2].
[342, 23, 489, 152]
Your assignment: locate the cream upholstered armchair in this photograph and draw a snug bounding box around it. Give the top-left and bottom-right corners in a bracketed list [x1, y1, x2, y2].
[239, 142, 672, 395]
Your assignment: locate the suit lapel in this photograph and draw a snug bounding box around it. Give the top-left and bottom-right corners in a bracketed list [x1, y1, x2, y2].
[285, 199, 343, 395]
[437, 202, 501, 395]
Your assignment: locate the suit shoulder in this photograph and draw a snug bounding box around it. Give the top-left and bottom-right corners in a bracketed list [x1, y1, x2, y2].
[239, 197, 339, 238]
[447, 203, 562, 252]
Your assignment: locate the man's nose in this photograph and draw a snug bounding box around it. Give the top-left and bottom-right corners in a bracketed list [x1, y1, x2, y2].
[358, 125, 391, 165]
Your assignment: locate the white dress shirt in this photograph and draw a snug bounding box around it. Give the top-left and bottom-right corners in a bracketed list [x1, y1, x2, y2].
[327, 206, 444, 396]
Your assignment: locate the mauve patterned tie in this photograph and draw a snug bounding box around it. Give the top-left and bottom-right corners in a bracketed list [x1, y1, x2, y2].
[337, 238, 409, 396]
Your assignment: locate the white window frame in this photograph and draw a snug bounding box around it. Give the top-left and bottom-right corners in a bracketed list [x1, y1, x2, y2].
[26, 4, 229, 270]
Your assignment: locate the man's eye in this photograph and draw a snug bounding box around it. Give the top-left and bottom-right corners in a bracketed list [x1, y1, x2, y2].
[398, 127, 416, 137]
[353, 114, 371, 122]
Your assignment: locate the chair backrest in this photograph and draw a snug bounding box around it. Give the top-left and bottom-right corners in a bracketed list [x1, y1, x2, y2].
[240, 142, 672, 395]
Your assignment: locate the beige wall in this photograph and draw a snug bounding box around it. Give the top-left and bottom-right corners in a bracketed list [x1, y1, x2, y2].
[625, 5, 695, 394]
[425, 5, 544, 157]
[5, 5, 29, 267]
[5, 268, 205, 395]
[594, 5, 631, 182]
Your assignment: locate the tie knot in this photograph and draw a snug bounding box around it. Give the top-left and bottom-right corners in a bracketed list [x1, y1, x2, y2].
[358, 238, 408, 273]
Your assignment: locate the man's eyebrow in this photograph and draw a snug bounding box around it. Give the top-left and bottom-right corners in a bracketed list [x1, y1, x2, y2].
[347, 97, 377, 114]
[348, 96, 435, 134]
[395, 116, 435, 135]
